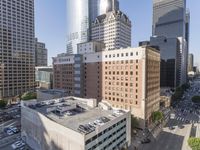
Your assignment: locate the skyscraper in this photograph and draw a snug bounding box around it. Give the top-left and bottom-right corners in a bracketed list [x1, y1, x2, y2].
[66, 0, 90, 54]
[66, 0, 119, 54]
[0, 0, 35, 99]
[100, 0, 119, 14]
[153, 0, 186, 38]
[35, 38, 48, 67]
[152, 0, 188, 87]
[91, 10, 131, 50]
[188, 53, 194, 72]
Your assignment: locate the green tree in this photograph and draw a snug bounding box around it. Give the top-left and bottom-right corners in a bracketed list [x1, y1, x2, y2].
[192, 96, 200, 103]
[131, 116, 139, 128]
[21, 92, 37, 101]
[152, 111, 164, 123]
[188, 138, 200, 150]
[0, 100, 7, 108]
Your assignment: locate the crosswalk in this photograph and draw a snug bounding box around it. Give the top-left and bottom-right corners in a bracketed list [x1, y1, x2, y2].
[174, 116, 200, 124]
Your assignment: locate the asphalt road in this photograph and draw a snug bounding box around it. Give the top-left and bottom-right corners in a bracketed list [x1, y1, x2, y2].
[141, 78, 200, 150]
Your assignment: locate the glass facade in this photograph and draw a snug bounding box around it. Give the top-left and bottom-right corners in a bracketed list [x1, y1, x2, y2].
[66, 0, 90, 54]
[150, 36, 181, 88]
[66, 0, 119, 54]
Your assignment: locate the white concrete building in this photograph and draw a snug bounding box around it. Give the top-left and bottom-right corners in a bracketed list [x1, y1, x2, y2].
[77, 41, 105, 54]
[91, 10, 131, 50]
[21, 97, 131, 150]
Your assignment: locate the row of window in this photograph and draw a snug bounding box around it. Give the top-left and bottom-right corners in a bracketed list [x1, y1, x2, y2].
[86, 118, 126, 145]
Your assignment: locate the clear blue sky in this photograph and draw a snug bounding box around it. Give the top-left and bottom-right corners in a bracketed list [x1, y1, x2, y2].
[35, 0, 200, 66]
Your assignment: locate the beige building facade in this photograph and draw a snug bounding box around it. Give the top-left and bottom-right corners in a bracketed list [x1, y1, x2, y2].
[53, 46, 160, 127]
[91, 10, 131, 50]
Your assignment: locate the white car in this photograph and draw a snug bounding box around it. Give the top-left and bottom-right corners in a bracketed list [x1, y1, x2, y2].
[11, 141, 25, 149]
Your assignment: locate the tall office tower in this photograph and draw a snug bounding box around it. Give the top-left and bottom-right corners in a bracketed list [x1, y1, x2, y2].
[91, 11, 131, 50]
[66, 0, 90, 54]
[153, 0, 186, 38]
[153, 0, 188, 87]
[0, 0, 35, 99]
[66, 0, 120, 54]
[188, 53, 194, 72]
[100, 0, 119, 14]
[150, 36, 181, 88]
[35, 38, 48, 66]
[185, 10, 190, 74]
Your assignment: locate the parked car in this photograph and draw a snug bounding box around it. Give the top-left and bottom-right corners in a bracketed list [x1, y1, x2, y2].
[11, 141, 25, 149]
[141, 138, 151, 144]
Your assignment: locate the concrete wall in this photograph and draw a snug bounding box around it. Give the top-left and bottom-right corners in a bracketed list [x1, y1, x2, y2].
[21, 106, 85, 150]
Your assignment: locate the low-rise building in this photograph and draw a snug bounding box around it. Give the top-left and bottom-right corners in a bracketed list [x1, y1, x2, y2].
[21, 97, 131, 150]
[35, 66, 53, 89]
[37, 89, 67, 101]
[77, 41, 105, 54]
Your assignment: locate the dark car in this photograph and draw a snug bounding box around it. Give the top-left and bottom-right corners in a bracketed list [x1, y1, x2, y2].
[178, 125, 184, 129]
[141, 138, 151, 144]
[169, 126, 175, 130]
[185, 120, 190, 123]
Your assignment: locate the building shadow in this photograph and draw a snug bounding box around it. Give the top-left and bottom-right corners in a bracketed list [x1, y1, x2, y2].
[141, 130, 185, 150]
[21, 107, 63, 150]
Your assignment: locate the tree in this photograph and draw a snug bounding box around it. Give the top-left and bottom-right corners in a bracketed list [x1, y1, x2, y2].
[152, 111, 164, 123]
[192, 96, 200, 104]
[0, 100, 7, 108]
[131, 117, 139, 128]
[188, 138, 200, 150]
[21, 92, 37, 101]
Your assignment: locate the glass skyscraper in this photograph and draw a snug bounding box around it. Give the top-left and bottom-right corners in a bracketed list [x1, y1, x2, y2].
[153, 0, 186, 38]
[152, 0, 188, 87]
[66, 0, 90, 54]
[66, 0, 119, 54]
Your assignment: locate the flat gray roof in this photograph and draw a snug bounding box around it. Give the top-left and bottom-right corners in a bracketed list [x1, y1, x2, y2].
[28, 98, 126, 134]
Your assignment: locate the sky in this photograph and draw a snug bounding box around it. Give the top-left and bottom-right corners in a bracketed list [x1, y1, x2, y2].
[35, 0, 200, 66]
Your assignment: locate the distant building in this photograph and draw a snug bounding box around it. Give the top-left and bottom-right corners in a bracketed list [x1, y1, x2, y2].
[153, 0, 186, 38]
[35, 38, 48, 66]
[37, 89, 67, 101]
[66, 0, 120, 54]
[35, 67, 53, 89]
[150, 36, 181, 88]
[21, 97, 131, 150]
[152, 0, 189, 86]
[53, 46, 161, 127]
[139, 41, 150, 47]
[77, 41, 105, 54]
[188, 53, 194, 72]
[91, 10, 131, 50]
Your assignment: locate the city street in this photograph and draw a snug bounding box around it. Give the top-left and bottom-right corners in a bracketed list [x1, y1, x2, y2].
[141, 78, 200, 150]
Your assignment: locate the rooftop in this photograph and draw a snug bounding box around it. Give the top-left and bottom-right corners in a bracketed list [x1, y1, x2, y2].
[23, 97, 127, 135]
